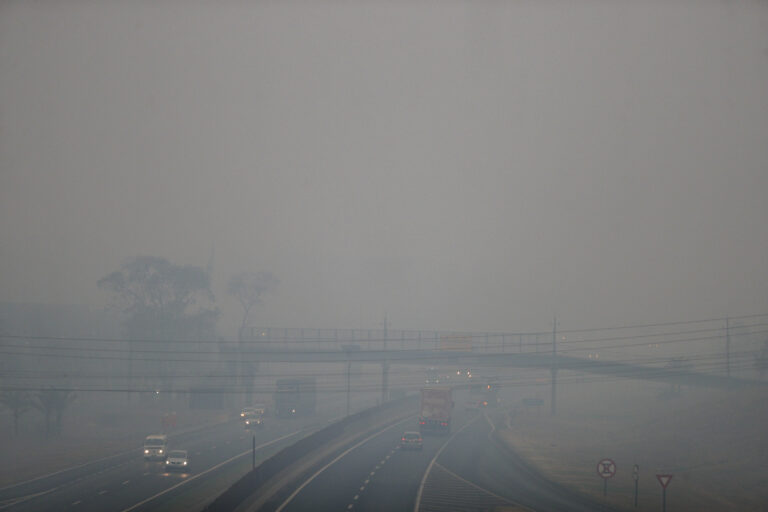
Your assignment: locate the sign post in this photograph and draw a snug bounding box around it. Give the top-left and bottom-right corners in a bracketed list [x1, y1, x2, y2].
[596, 458, 616, 497]
[656, 474, 673, 512]
[632, 464, 639, 507]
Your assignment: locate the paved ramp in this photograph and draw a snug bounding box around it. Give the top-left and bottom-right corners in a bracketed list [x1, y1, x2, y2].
[418, 462, 529, 512]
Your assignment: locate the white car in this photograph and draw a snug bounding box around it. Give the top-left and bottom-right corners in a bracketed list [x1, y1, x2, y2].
[165, 450, 189, 471]
[143, 434, 168, 460]
[240, 404, 267, 418]
[244, 413, 264, 429]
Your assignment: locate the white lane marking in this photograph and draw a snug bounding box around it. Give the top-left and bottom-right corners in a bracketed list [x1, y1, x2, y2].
[385, 454, 390, 460]
[353, 494, 359, 500]
[364, 479, 369, 484]
[142, 472, 149, 476]
[122, 480, 130, 485]
[0, 419, 238, 494]
[485, 411, 496, 434]
[0, 488, 59, 509]
[118, 430, 302, 512]
[0, 448, 137, 493]
[347, 505, 353, 510]
[98, 490, 108, 495]
[370, 471, 375, 476]
[412, 416, 481, 512]
[71, 501, 81, 506]
[433, 462, 531, 510]
[275, 415, 413, 512]
[359, 486, 365, 491]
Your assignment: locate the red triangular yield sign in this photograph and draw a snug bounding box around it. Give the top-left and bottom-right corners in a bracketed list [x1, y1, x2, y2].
[656, 474, 673, 488]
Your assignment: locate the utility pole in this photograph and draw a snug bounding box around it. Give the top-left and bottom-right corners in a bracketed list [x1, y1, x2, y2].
[726, 316, 731, 378]
[381, 314, 389, 404]
[346, 360, 352, 416]
[551, 315, 558, 415]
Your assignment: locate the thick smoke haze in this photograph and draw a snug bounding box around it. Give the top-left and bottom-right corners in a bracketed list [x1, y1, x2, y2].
[1, 0, 766, 335]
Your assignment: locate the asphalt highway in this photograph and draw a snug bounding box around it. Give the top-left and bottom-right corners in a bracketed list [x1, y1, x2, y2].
[0, 417, 307, 512]
[0, 391, 378, 512]
[275, 391, 617, 512]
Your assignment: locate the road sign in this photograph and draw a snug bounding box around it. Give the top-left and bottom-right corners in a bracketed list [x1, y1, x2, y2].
[597, 459, 616, 479]
[657, 474, 673, 512]
[633, 464, 640, 507]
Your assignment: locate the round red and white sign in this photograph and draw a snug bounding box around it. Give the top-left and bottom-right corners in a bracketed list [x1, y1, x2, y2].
[597, 458, 616, 479]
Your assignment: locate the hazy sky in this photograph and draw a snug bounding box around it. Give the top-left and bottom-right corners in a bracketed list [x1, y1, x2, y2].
[1, 0, 766, 335]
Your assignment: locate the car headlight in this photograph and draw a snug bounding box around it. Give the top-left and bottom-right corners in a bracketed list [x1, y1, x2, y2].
[183, 461, 187, 465]
[165, 460, 170, 464]
[144, 449, 149, 454]
[158, 449, 163, 454]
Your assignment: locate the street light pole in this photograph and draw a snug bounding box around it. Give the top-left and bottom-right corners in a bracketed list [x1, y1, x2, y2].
[346, 360, 351, 416]
[341, 344, 360, 416]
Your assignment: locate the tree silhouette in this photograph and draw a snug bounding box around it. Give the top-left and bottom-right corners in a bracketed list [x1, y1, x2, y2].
[0, 391, 32, 436]
[34, 389, 76, 437]
[227, 272, 279, 342]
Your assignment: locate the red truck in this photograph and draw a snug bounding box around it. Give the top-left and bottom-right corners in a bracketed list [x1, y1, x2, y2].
[419, 387, 453, 434]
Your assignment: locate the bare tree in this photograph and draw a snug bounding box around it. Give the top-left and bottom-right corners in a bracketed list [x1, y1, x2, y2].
[34, 388, 76, 437]
[227, 272, 278, 405]
[755, 339, 768, 379]
[0, 391, 32, 436]
[227, 272, 279, 342]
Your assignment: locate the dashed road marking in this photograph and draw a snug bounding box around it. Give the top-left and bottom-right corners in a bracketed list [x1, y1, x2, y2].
[71, 501, 81, 506]
[359, 486, 365, 491]
[122, 480, 130, 485]
[353, 495, 359, 500]
[347, 505, 353, 510]
[143, 472, 150, 476]
[273, 415, 415, 512]
[364, 479, 369, 484]
[120, 430, 303, 512]
[98, 490, 108, 495]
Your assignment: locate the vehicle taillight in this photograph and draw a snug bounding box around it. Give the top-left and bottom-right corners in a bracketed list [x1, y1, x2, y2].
[419, 421, 425, 425]
[402, 437, 406, 441]
[441, 422, 447, 426]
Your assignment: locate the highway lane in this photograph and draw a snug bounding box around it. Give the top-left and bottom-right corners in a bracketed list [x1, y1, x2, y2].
[0, 407, 351, 512]
[275, 391, 618, 512]
[430, 410, 616, 512]
[1, 418, 287, 512]
[277, 407, 480, 512]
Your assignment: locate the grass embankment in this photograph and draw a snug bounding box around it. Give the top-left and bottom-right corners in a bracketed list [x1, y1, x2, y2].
[497, 376, 768, 511]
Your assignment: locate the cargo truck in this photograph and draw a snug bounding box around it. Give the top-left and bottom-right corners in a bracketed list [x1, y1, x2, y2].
[274, 377, 316, 418]
[419, 387, 453, 434]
